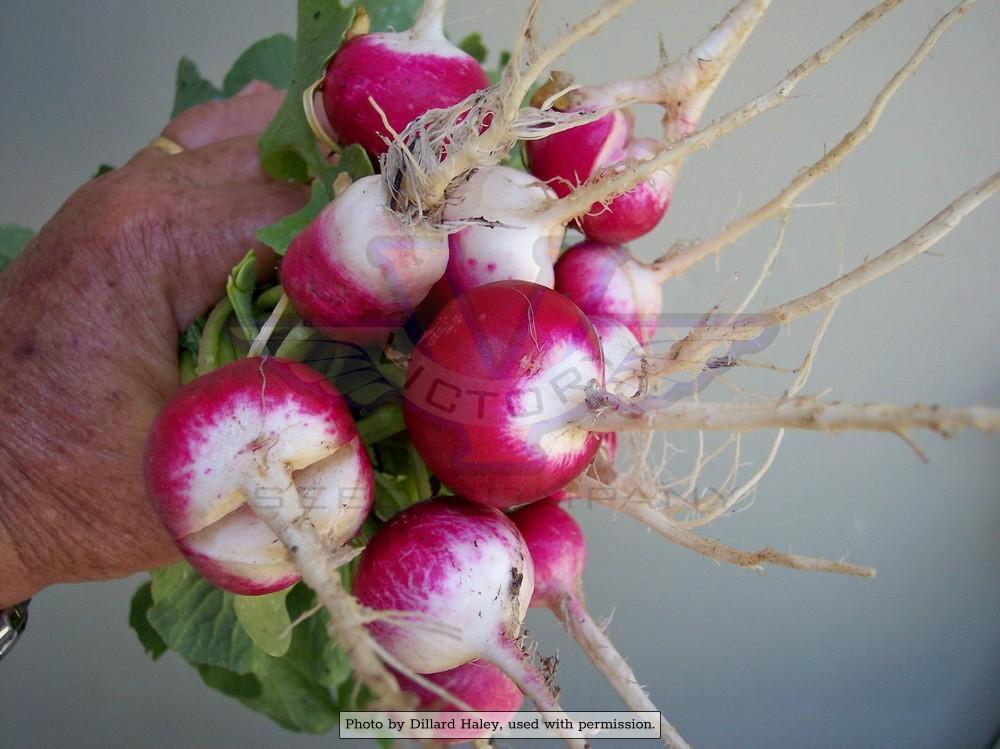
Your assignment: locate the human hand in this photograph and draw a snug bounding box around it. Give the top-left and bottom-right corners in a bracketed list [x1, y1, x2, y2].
[0, 83, 307, 606]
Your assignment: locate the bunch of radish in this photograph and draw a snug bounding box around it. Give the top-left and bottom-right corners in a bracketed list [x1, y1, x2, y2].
[137, 0, 1000, 747]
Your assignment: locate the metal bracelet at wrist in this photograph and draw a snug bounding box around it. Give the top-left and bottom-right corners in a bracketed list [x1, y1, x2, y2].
[0, 599, 30, 661]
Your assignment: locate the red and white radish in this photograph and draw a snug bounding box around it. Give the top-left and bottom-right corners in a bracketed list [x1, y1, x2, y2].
[322, 0, 489, 158]
[510, 501, 689, 749]
[281, 175, 448, 342]
[525, 111, 672, 244]
[394, 660, 523, 744]
[353, 496, 586, 747]
[577, 137, 673, 244]
[144, 357, 373, 595]
[404, 281, 604, 507]
[441, 166, 566, 298]
[524, 110, 633, 202]
[554, 241, 665, 344]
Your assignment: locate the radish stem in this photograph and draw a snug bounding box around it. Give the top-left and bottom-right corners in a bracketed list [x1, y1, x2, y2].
[197, 297, 233, 375]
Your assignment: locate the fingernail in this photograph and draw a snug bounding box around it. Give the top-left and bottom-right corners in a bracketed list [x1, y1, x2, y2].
[235, 80, 274, 97]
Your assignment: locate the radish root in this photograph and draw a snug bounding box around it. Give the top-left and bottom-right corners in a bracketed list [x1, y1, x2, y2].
[652, 0, 979, 281]
[655, 169, 999, 377]
[556, 593, 691, 749]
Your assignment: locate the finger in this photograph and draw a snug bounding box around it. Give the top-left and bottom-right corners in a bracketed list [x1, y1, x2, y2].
[169, 135, 274, 184]
[234, 80, 274, 98]
[163, 86, 285, 149]
[164, 180, 310, 329]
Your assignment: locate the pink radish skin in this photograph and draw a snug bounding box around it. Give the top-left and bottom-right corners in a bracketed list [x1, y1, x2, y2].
[144, 357, 373, 595]
[509, 502, 586, 609]
[353, 497, 586, 747]
[554, 241, 664, 344]
[510, 501, 689, 749]
[405, 281, 604, 508]
[281, 175, 448, 342]
[322, 19, 488, 158]
[353, 498, 534, 674]
[578, 138, 673, 245]
[525, 110, 672, 244]
[524, 110, 633, 200]
[393, 661, 523, 744]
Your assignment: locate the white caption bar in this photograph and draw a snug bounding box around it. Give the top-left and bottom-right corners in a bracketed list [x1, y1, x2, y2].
[340, 710, 661, 741]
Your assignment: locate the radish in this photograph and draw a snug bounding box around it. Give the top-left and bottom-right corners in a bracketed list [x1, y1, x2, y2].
[510, 501, 690, 749]
[353, 496, 587, 747]
[554, 241, 665, 344]
[393, 660, 523, 744]
[441, 166, 566, 297]
[523, 109, 634, 202]
[525, 111, 672, 244]
[577, 137, 673, 244]
[424, 170, 669, 324]
[420, 161, 671, 320]
[144, 357, 373, 595]
[281, 175, 448, 342]
[404, 281, 604, 507]
[322, 0, 489, 158]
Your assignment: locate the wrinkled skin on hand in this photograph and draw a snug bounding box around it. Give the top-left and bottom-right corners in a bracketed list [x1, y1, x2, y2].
[0, 82, 308, 606]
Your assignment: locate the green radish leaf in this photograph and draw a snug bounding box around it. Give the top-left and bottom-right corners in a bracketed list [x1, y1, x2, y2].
[458, 32, 488, 63]
[151, 580, 347, 731]
[180, 315, 205, 357]
[284, 583, 352, 689]
[0, 223, 35, 271]
[255, 144, 369, 255]
[363, 0, 422, 32]
[239, 649, 339, 733]
[147, 562, 257, 673]
[338, 373, 396, 406]
[172, 57, 223, 117]
[487, 50, 512, 85]
[93, 163, 115, 178]
[223, 34, 297, 96]
[149, 560, 195, 602]
[128, 582, 167, 660]
[258, 0, 357, 183]
[197, 664, 263, 699]
[233, 588, 293, 658]
[335, 142, 375, 180]
[374, 472, 412, 521]
[257, 179, 330, 254]
[356, 402, 406, 446]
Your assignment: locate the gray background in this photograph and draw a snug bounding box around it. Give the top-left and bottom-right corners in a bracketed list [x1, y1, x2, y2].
[1, 1, 998, 747]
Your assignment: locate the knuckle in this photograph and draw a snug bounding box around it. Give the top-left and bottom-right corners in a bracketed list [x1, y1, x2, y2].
[84, 170, 185, 265]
